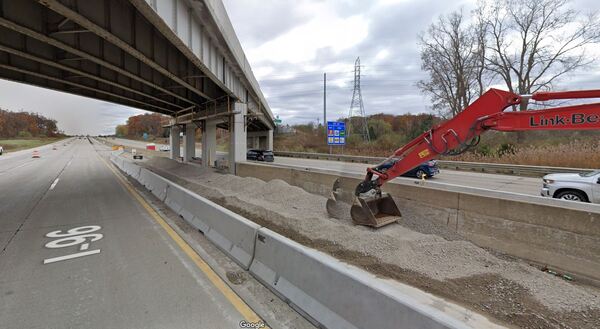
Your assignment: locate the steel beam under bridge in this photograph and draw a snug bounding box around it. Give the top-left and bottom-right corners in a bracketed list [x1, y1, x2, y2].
[0, 0, 274, 132]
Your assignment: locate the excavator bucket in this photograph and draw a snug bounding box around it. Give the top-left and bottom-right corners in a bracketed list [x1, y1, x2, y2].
[350, 193, 401, 228]
[326, 178, 401, 227]
[326, 178, 349, 220]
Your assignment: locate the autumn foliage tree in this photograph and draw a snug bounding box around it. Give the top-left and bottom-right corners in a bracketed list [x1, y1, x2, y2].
[275, 113, 439, 155]
[116, 113, 167, 138]
[0, 108, 60, 138]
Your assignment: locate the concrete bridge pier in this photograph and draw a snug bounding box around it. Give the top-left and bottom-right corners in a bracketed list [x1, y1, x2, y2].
[267, 129, 274, 151]
[202, 119, 217, 167]
[229, 102, 248, 173]
[183, 124, 196, 162]
[247, 130, 274, 151]
[169, 125, 180, 160]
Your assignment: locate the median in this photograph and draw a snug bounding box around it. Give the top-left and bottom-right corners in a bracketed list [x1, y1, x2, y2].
[112, 151, 600, 329]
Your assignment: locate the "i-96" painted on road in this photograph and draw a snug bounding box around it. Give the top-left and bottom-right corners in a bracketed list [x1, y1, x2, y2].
[43, 225, 103, 264]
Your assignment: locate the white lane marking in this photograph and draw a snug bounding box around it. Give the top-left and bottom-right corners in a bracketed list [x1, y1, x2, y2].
[46, 225, 101, 237]
[66, 159, 72, 168]
[49, 178, 60, 190]
[45, 234, 103, 248]
[43, 250, 100, 264]
[43, 225, 103, 264]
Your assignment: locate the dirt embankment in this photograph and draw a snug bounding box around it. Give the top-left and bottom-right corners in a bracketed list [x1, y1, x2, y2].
[140, 157, 600, 329]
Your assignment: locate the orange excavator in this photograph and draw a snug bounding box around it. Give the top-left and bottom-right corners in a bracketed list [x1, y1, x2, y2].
[327, 88, 600, 227]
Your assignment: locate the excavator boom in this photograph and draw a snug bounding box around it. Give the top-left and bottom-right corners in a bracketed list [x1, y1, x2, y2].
[327, 88, 600, 228]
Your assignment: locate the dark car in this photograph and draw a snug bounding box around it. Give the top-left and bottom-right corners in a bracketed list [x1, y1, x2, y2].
[247, 149, 274, 162]
[401, 160, 439, 178]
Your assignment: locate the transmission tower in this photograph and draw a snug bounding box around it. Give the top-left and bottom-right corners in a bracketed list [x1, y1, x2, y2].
[348, 57, 370, 142]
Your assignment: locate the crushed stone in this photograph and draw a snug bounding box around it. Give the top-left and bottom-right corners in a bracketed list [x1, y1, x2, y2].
[139, 157, 600, 327]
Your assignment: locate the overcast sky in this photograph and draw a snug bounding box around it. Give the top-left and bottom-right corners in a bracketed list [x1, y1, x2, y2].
[0, 0, 598, 134]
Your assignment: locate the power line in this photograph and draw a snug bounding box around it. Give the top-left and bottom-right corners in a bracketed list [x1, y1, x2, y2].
[348, 57, 370, 142]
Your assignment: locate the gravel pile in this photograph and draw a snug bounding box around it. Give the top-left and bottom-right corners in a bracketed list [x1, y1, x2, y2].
[140, 157, 600, 328]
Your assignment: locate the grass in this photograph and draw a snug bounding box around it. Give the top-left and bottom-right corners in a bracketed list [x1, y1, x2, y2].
[0, 137, 66, 153]
[450, 140, 600, 169]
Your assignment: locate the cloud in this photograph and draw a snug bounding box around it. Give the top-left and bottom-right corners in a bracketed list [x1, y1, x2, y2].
[226, 0, 463, 124]
[248, 13, 369, 64]
[224, 0, 600, 126]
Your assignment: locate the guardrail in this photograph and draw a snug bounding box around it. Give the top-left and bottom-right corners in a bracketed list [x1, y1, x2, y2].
[109, 151, 474, 329]
[273, 151, 592, 177]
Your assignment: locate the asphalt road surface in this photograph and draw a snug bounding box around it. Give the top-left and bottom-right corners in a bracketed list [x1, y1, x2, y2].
[108, 137, 541, 196]
[0, 138, 263, 328]
[272, 156, 542, 195]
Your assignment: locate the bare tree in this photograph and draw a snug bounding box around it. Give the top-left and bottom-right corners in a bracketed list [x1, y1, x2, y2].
[418, 10, 486, 118]
[479, 0, 600, 111]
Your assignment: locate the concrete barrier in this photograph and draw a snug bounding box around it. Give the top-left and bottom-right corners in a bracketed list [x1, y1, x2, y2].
[163, 181, 260, 269]
[140, 169, 169, 201]
[111, 154, 120, 168]
[110, 154, 492, 327]
[116, 156, 125, 170]
[137, 167, 148, 185]
[110, 152, 126, 171]
[123, 161, 141, 179]
[250, 228, 469, 329]
[163, 181, 185, 214]
[130, 163, 142, 180]
[274, 151, 592, 177]
[237, 162, 600, 283]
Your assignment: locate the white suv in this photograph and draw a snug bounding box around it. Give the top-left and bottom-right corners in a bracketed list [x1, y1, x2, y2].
[0, 145, 3, 155]
[541, 170, 600, 203]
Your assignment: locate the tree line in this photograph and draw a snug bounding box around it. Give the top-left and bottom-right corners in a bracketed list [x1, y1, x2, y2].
[115, 113, 168, 138]
[0, 108, 60, 138]
[276, 113, 438, 155]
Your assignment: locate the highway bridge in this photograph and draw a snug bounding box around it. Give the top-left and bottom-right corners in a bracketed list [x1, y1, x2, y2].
[0, 0, 274, 172]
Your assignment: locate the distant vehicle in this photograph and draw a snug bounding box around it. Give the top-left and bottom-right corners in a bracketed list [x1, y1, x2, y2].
[52, 145, 57, 150]
[401, 160, 439, 178]
[0, 145, 3, 155]
[541, 170, 600, 203]
[32, 150, 40, 158]
[247, 149, 274, 162]
[132, 148, 143, 160]
[159, 145, 171, 152]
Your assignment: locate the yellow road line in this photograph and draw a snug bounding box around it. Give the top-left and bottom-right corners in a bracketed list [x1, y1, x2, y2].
[100, 156, 267, 326]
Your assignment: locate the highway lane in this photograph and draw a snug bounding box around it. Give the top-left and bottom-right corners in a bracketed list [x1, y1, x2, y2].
[106, 137, 542, 196]
[0, 138, 76, 244]
[0, 137, 73, 176]
[0, 138, 261, 328]
[272, 156, 542, 195]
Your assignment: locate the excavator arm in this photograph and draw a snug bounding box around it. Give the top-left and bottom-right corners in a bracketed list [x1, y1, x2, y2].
[329, 88, 600, 228]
